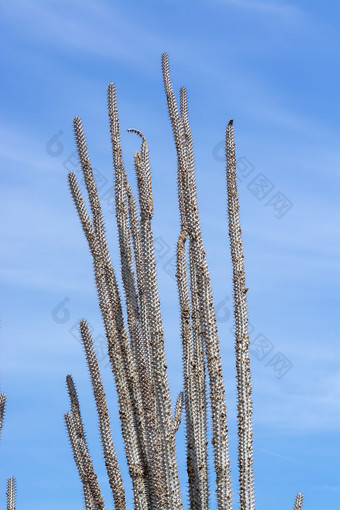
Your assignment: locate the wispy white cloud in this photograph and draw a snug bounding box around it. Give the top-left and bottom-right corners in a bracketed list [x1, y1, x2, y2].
[1, 1, 166, 72]
[259, 448, 310, 465]
[253, 370, 340, 432]
[224, 0, 300, 17]
[0, 125, 66, 175]
[312, 485, 340, 492]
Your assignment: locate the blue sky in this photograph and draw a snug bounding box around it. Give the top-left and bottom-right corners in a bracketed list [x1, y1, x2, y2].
[0, 0, 339, 508]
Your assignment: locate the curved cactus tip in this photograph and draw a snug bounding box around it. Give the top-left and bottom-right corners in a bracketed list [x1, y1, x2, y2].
[127, 128, 146, 144]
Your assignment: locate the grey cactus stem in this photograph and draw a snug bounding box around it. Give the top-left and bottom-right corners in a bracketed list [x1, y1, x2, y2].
[80, 320, 126, 509]
[122, 123, 183, 509]
[187, 237, 209, 508]
[293, 493, 304, 510]
[176, 230, 203, 508]
[67, 179, 149, 508]
[0, 393, 6, 435]
[70, 114, 151, 508]
[65, 377, 105, 510]
[66, 375, 90, 457]
[6, 477, 16, 510]
[226, 119, 255, 510]
[124, 162, 169, 509]
[107, 112, 153, 505]
[176, 97, 210, 508]
[64, 413, 89, 507]
[125, 135, 153, 381]
[65, 412, 103, 510]
[131, 320, 167, 508]
[162, 52, 232, 510]
[107, 88, 164, 507]
[172, 391, 184, 434]
[1, 383, 18, 510]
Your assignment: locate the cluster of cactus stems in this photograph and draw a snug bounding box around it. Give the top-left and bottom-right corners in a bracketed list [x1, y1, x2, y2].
[0, 392, 16, 509]
[64, 53, 304, 509]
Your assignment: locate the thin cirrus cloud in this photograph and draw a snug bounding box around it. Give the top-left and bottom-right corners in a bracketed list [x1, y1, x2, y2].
[1, 1, 165, 68]
[223, 0, 300, 17]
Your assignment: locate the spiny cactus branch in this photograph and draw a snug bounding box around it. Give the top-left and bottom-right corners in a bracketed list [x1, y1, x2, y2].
[6, 477, 16, 510]
[226, 120, 255, 510]
[176, 229, 206, 508]
[0, 393, 6, 435]
[80, 320, 126, 509]
[70, 114, 151, 508]
[172, 391, 184, 434]
[162, 51, 232, 510]
[65, 379, 105, 510]
[123, 122, 182, 508]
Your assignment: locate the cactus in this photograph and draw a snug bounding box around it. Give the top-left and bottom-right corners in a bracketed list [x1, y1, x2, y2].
[6, 478, 16, 510]
[0, 394, 6, 436]
[65, 54, 304, 509]
[226, 119, 255, 509]
[1, 388, 17, 509]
